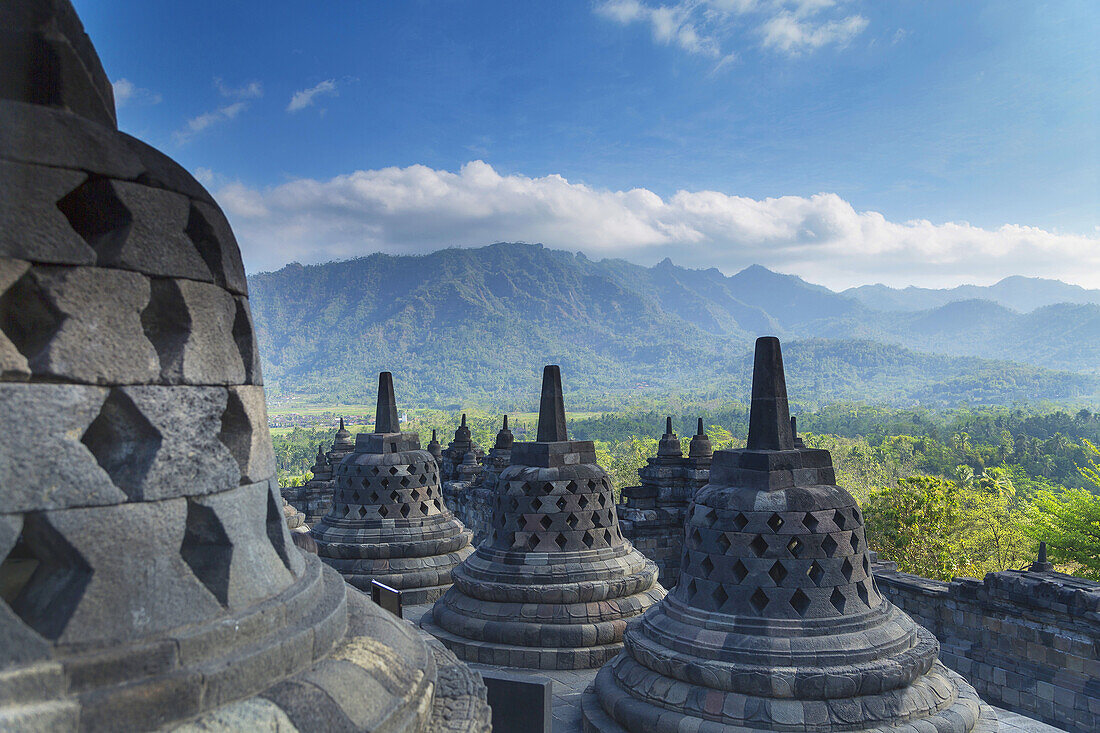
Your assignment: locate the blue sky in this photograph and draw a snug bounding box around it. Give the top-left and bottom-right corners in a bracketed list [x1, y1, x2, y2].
[75, 1, 1098, 288]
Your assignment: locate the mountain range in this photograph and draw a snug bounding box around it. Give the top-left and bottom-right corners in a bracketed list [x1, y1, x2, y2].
[247, 243, 1100, 408]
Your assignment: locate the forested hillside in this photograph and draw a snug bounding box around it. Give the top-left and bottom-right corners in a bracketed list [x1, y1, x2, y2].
[248, 243, 1100, 406]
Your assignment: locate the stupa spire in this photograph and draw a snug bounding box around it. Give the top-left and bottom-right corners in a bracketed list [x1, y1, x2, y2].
[495, 414, 514, 450]
[374, 371, 400, 433]
[745, 336, 794, 451]
[536, 365, 568, 442]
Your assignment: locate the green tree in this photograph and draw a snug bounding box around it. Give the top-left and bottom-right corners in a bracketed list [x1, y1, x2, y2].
[1024, 440, 1100, 579]
[864, 476, 967, 581]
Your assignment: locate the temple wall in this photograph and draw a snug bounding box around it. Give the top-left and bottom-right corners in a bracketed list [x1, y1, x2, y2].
[872, 560, 1100, 732]
[617, 505, 686, 588]
[442, 480, 494, 546]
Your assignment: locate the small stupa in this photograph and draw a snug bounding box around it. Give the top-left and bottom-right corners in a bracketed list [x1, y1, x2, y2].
[440, 413, 485, 484]
[312, 372, 475, 604]
[583, 337, 996, 731]
[422, 366, 665, 669]
[281, 443, 334, 524]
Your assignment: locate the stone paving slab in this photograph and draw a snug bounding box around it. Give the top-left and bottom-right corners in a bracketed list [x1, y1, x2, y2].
[406, 603, 1068, 733]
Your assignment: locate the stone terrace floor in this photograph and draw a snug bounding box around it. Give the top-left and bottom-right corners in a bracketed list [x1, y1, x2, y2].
[404, 604, 1068, 733]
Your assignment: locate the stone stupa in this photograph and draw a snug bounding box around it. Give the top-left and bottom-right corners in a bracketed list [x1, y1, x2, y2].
[312, 372, 475, 604]
[282, 444, 334, 524]
[0, 3, 489, 728]
[422, 366, 665, 669]
[582, 337, 996, 732]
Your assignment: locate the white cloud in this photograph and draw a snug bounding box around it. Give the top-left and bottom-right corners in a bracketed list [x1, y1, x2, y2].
[215, 78, 264, 99]
[173, 101, 248, 144]
[595, 0, 869, 60]
[111, 78, 161, 108]
[210, 160, 1100, 289]
[287, 80, 338, 112]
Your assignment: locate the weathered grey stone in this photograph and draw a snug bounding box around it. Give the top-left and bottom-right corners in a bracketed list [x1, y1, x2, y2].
[187, 200, 248, 296]
[0, 101, 144, 178]
[220, 385, 276, 484]
[144, 279, 246, 385]
[0, 257, 32, 379]
[0, 161, 94, 265]
[0, 383, 125, 512]
[24, 265, 160, 383]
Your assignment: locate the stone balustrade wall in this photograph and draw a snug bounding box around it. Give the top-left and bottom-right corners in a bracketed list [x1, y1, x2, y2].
[871, 560, 1100, 732]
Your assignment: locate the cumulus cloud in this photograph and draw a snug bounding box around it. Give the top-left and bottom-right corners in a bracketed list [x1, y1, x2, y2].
[287, 79, 338, 112]
[595, 0, 869, 61]
[111, 78, 161, 108]
[210, 160, 1100, 289]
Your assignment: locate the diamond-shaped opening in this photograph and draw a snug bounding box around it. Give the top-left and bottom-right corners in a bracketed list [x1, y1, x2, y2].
[420, 502, 430, 515]
[700, 507, 716, 524]
[368, 492, 380, 503]
[699, 554, 715, 576]
[181, 500, 233, 606]
[749, 588, 769, 614]
[410, 488, 420, 501]
[1, 270, 65, 372]
[434, 499, 442, 510]
[803, 512, 819, 532]
[540, 515, 553, 530]
[730, 559, 748, 583]
[56, 176, 133, 264]
[541, 482, 554, 494]
[400, 477, 411, 488]
[525, 533, 540, 551]
[716, 532, 731, 554]
[266, 484, 297, 572]
[577, 495, 589, 509]
[566, 481, 578, 492]
[509, 497, 519, 511]
[767, 513, 785, 533]
[556, 496, 568, 511]
[215, 390, 254, 485]
[603, 528, 613, 544]
[418, 474, 427, 484]
[566, 513, 579, 529]
[592, 510, 605, 529]
[350, 491, 361, 503]
[586, 480, 596, 490]
[749, 535, 768, 557]
[389, 466, 399, 475]
[379, 478, 389, 488]
[863, 555, 871, 575]
[789, 588, 811, 617]
[786, 537, 803, 558]
[370, 466, 380, 475]
[807, 561, 824, 585]
[357, 506, 368, 518]
[582, 531, 595, 549]
[82, 388, 162, 501]
[555, 533, 568, 550]
[833, 509, 847, 530]
[400, 504, 411, 518]
[532, 497, 543, 512]
[230, 298, 256, 381]
[841, 557, 854, 582]
[390, 490, 400, 502]
[140, 279, 189, 380]
[712, 584, 729, 608]
[830, 587, 846, 614]
[687, 579, 698, 599]
[851, 532, 861, 553]
[185, 202, 227, 288]
[1, 514, 92, 640]
[821, 534, 838, 557]
[690, 528, 703, 547]
[732, 512, 748, 531]
[857, 580, 871, 607]
[768, 561, 788, 585]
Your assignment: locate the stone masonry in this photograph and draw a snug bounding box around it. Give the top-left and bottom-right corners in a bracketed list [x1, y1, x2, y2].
[617, 417, 712, 588]
[873, 558, 1100, 733]
[0, 5, 490, 728]
[582, 337, 996, 732]
[421, 366, 666, 669]
[444, 415, 514, 546]
[312, 372, 475, 604]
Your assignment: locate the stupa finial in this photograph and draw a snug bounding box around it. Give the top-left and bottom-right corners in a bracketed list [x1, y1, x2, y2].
[536, 365, 568, 442]
[746, 336, 794, 451]
[374, 371, 400, 433]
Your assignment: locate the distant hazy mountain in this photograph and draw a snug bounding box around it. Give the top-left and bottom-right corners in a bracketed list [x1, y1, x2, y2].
[845, 276, 1100, 313]
[247, 243, 1098, 407]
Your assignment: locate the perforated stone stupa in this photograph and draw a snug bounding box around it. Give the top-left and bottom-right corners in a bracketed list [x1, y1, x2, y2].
[422, 366, 665, 669]
[312, 372, 474, 604]
[582, 337, 996, 732]
[0, 4, 489, 728]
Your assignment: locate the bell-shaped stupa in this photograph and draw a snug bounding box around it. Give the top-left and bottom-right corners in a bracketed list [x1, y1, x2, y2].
[312, 372, 474, 603]
[583, 337, 995, 731]
[422, 366, 665, 669]
[0, 5, 490, 727]
[282, 443, 334, 524]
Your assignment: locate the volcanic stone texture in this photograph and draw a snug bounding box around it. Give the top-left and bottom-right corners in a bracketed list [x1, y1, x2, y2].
[0, 3, 490, 729]
[312, 375, 475, 605]
[423, 367, 665, 670]
[582, 338, 996, 732]
[283, 445, 335, 526]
